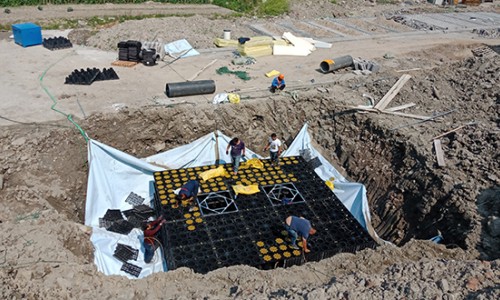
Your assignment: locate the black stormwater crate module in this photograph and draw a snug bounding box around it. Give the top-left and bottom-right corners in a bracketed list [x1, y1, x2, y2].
[152, 156, 377, 274]
[43, 36, 72, 50]
[125, 192, 145, 206]
[120, 262, 142, 278]
[65, 68, 119, 85]
[113, 243, 139, 263]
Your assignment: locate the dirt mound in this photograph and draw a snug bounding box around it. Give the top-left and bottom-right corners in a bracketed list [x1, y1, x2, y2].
[86, 15, 257, 51]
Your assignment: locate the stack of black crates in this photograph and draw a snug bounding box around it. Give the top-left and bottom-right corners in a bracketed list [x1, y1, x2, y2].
[152, 156, 377, 274]
[118, 40, 141, 62]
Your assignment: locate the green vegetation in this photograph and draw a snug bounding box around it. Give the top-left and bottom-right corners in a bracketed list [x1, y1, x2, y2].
[0, 12, 196, 31]
[0, 0, 289, 16]
[86, 13, 195, 27]
[257, 0, 288, 16]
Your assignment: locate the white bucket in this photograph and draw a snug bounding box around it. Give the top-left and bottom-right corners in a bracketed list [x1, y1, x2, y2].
[223, 30, 231, 40]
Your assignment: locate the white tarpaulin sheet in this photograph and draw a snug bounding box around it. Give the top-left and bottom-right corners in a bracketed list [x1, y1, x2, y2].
[164, 39, 199, 58]
[86, 140, 164, 279]
[282, 123, 372, 230]
[85, 124, 376, 278]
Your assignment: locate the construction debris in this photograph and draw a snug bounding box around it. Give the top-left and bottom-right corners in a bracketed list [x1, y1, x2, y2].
[389, 15, 447, 31]
[232, 56, 256, 66]
[390, 110, 456, 131]
[188, 59, 218, 81]
[431, 122, 478, 140]
[471, 46, 498, 58]
[374, 74, 411, 110]
[111, 60, 138, 68]
[273, 32, 315, 56]
[433, 139, 446, 167]
[353, 57, 380, 75]
[472, 28, 500, 38]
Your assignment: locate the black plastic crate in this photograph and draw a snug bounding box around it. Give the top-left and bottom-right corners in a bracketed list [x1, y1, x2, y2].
[120, 262, 142, 278]
[113, 243, 139, 262]
[43, 36, 72, 50]
[102, 209, 124, 222]
[107, 219, 134, 235]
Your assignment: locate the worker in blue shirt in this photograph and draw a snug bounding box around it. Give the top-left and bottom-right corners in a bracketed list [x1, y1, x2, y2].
[270, 74, 286, 93]
[176, 180, 200, 201]
[285, 215, 317, 253]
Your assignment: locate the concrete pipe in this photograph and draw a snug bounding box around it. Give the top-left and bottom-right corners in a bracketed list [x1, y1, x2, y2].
[320, 55, 354, 73]
[165, 80, 216, 98]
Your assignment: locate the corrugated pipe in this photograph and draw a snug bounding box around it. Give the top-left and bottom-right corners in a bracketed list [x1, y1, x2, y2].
[320, 55, 353, 73]
[165, 80, 216, 98]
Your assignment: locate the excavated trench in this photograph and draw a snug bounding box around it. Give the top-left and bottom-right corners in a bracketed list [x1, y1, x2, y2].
[69, 97, 471, 251]
[324, 116, 468, 246]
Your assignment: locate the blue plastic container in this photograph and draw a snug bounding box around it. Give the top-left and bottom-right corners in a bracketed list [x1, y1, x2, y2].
[12, 23, 42, 47]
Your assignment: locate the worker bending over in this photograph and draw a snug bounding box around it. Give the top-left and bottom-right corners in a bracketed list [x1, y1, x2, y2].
[175, 180, 200, 202]
[270, 74, 286, 93]
[143, 215, 166, 263]
[285, 215, 317, 253]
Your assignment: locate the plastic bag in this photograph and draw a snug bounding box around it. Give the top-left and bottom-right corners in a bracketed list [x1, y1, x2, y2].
[325, 177, 335, 190]
[232, 184, 260, 196]
[239, 158, 264, 170]
[228, 93, 240, 104]
[199, 166, 229, 182]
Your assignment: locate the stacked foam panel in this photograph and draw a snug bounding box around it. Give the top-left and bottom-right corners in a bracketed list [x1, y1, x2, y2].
[238, 36, 274, 57]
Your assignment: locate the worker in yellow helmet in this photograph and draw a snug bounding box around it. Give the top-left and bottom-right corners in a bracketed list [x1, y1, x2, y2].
[270, 73, 286, 93]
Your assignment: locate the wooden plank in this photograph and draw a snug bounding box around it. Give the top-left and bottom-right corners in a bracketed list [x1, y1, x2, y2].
[431, 121, 477, 140]
[352, 106, 430, 120]
[111, 60, 138, 67]
[396, 68, 422, 73]
[433, 139, 446, 167]
[385, 103, 416, 112]
[390, 109, 456, 131]
[374, 74, 412, 110]
[188, 59, 218, 81]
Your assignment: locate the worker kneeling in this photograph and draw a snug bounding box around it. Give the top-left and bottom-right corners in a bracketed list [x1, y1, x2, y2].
[285, 215, 316, 253]
[270, 74, 286, 93]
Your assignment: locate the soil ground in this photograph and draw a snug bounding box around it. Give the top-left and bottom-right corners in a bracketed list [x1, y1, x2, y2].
[0, 1, 499, 299]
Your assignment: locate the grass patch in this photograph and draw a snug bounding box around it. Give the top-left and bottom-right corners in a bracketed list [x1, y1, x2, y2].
[0, 13, 195, 31]
[257, 0, 289, 16]
[208, 12, 244, 20]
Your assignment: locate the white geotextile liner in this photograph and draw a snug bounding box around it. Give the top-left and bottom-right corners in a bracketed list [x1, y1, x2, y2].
[85, 124, 375, 278]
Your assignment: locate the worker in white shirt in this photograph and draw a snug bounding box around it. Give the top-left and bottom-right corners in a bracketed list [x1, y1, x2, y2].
[263, 133, 283, 166]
